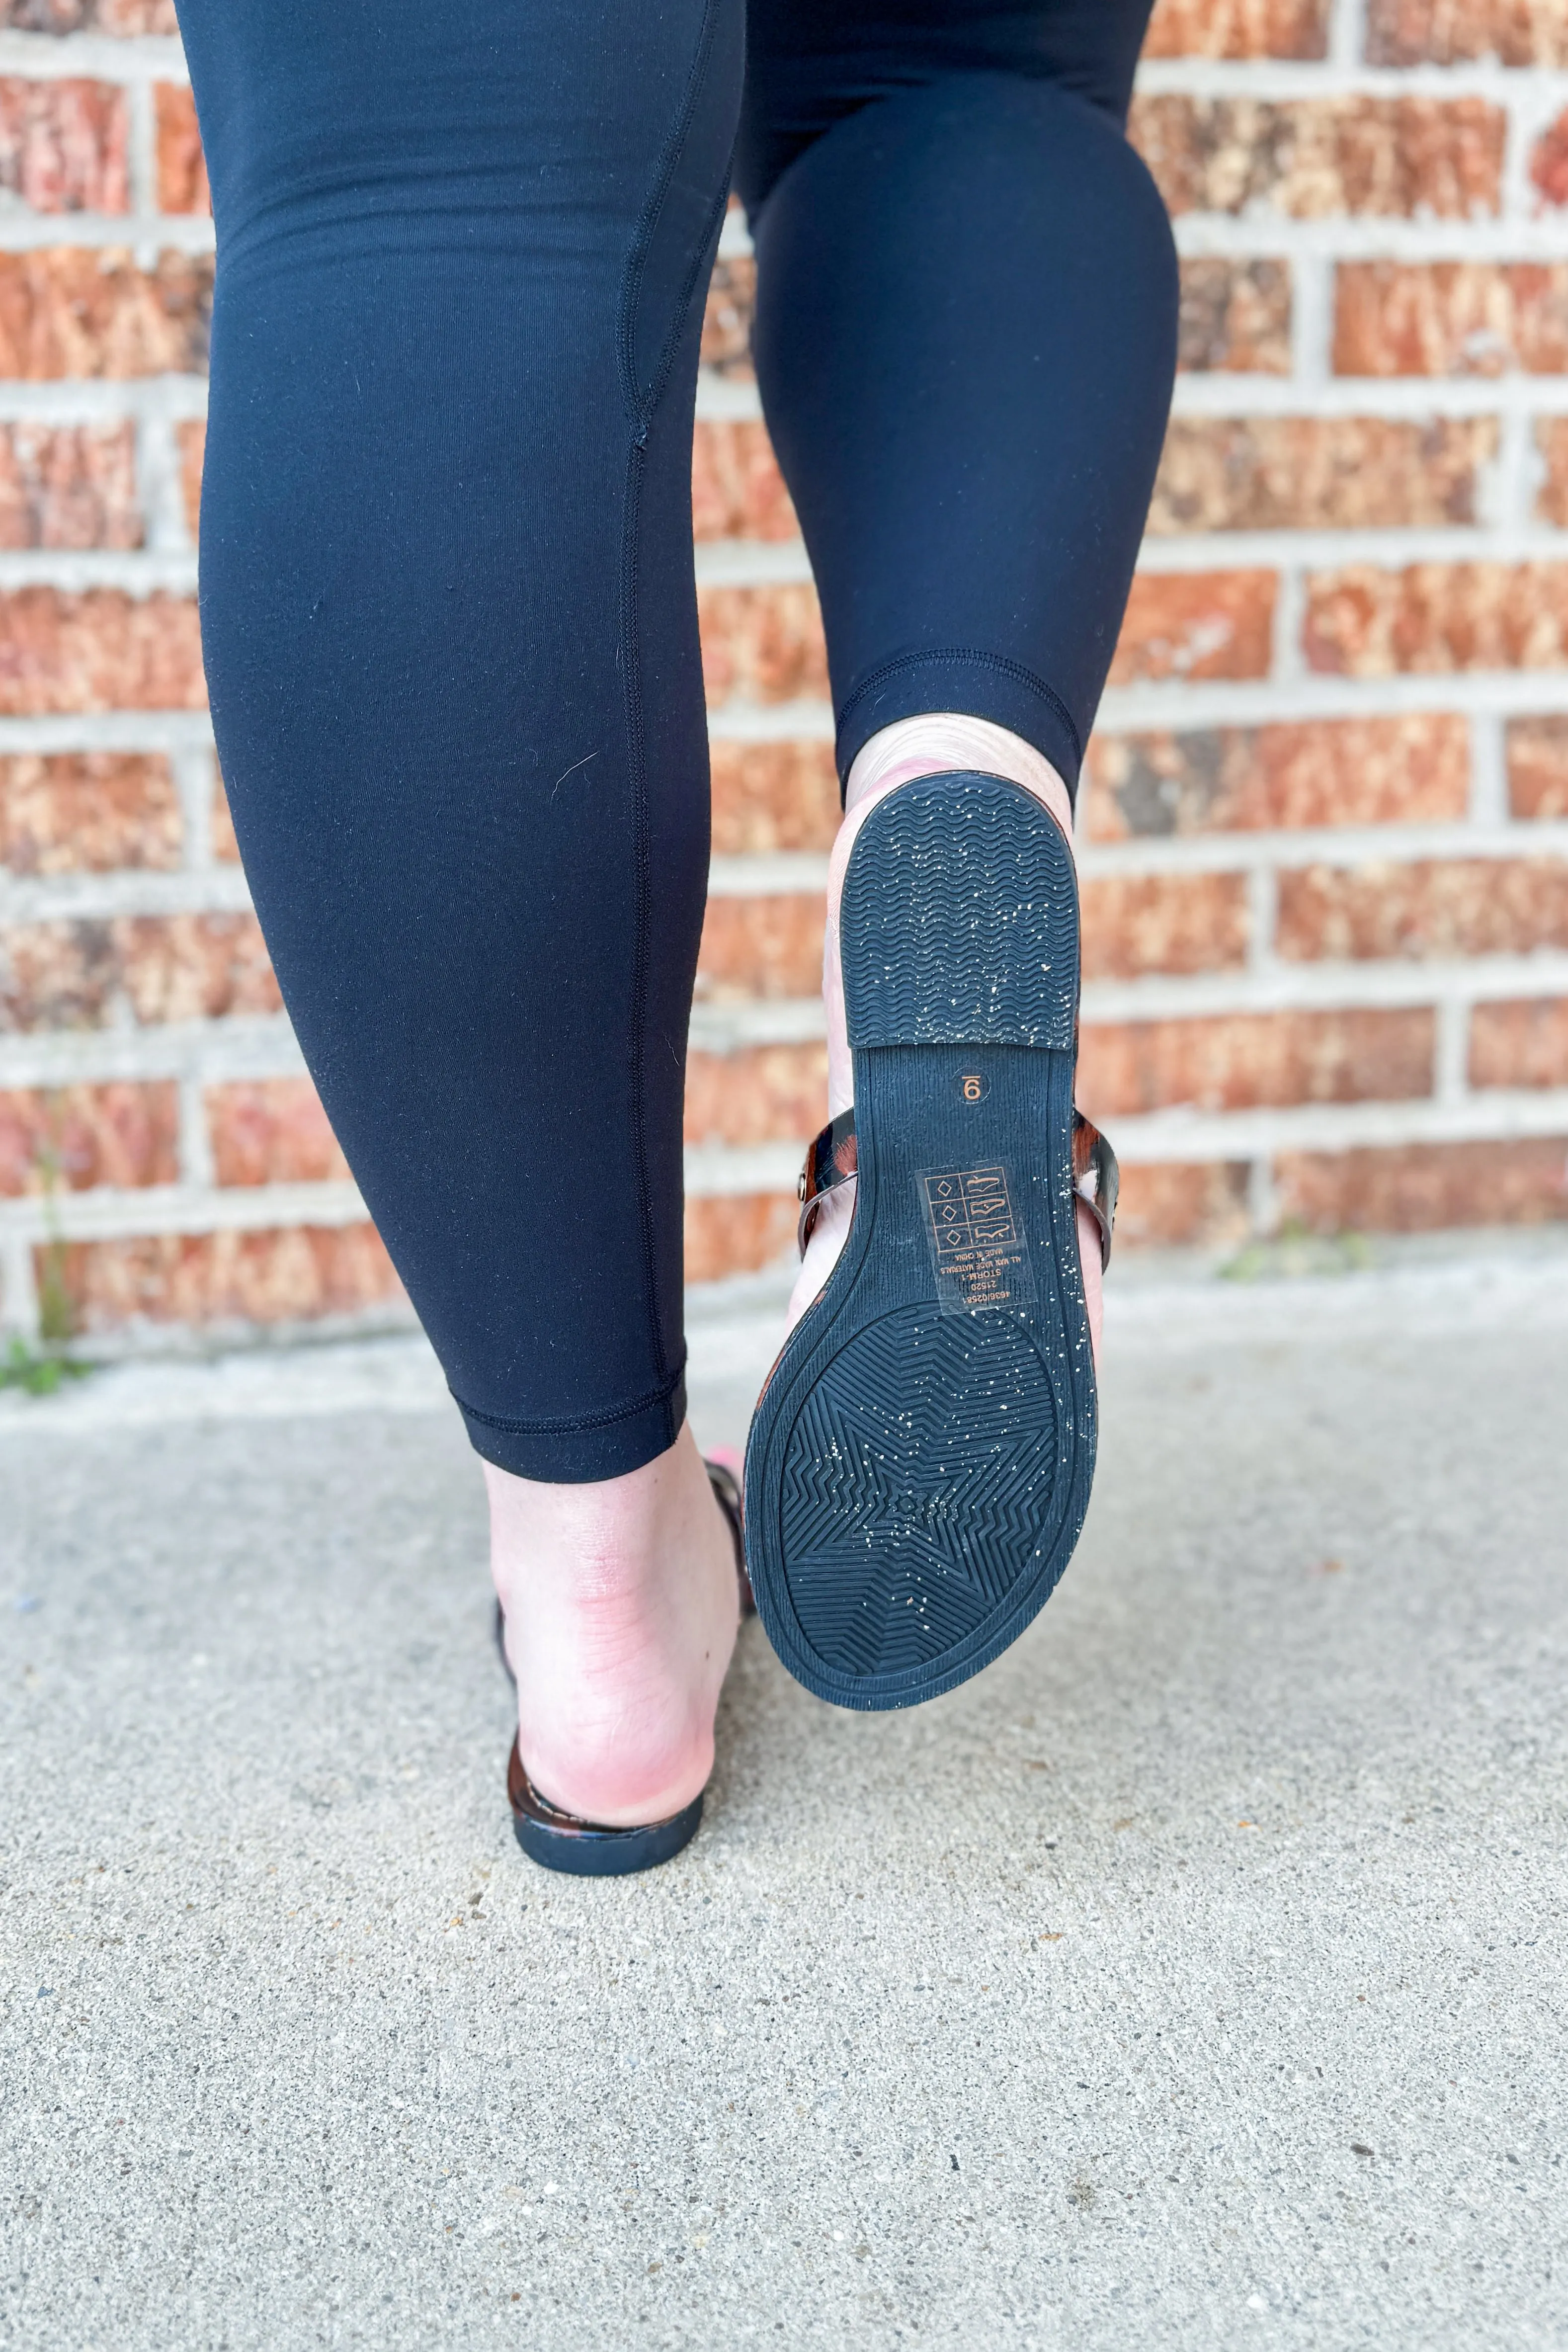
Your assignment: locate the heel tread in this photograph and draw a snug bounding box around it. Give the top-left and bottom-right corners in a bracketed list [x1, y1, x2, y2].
[841, 771, 1078, 1051]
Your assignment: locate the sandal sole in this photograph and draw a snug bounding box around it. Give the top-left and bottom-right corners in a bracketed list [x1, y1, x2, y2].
[743, 770, 1097, 1710]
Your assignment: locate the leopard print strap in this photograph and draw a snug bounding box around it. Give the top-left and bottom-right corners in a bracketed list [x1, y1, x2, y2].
[1072, 1109, 1118, 1273]
[796, 1109, 859, 1254]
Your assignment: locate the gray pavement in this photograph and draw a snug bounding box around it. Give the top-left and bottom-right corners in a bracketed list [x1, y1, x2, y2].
[2, 1239, 1567, 2350]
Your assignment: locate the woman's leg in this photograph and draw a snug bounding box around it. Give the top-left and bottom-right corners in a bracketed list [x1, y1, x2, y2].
[739, 0, 1176, 797]
[736, 3, 1177, 1704]
[176, 0, 745, 1820]
[745, 0, 1175, 1325]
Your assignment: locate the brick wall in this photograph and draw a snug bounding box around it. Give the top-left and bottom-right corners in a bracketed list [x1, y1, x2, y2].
[1, 0, 1567, 1344]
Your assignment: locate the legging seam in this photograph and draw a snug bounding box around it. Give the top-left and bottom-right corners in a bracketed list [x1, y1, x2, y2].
[618, 436, 667, 1392]
[452, 1364, 685, 1439]
[650, 175, 733, 418]
[618, 0, 723, 426]
[615, 0, 732, 1399]
[834, 647, 1083, 772]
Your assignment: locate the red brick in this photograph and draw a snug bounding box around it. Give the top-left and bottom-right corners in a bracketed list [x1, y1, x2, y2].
[176, 415, 204, 542]
[1112, 1160, 1252, 1248]
[207, 1078, 349, 1187]
[692, 420, 797, 542]
[1149, 416, 1494, 534]
[710, 740, 839, 855]
[0, 420, 138, 550]
[1111, 572, 1276, 686]
[0, 248, 211, 379]
[0, 913, 279, 1031]
[122, 913, 280, 1023]
[1534, 418, 1568, 527]
[1305, 564, 1568, 676]
[1470, 997, 1568, 1089]
[1178, 258, 1292, 375]
[1366, 1, 1568, 67]
[1277, 858, 1568, 960]
[0, 1079, 177, 1195]
[0, 588, 204, 713]
[1334, 263, 1568, 377]
[3, 920, 122, 1030]
[685, 1192, 797, 1284]
[1531, 107, 1568, 209]
[0, 76, 127, 213]
[1077, 1008, 1433, 1122]
[154, 83, 208, 216]
[1274, 1138, 1568, 1232]
[704, 573, 1279, 701]
[1145, 0, 1329, 56]
[700, 253, 755, 379]
[212, 771, 240, 861]
[698, 584, 828, 706]
[1081, 873, 1251, 980]
[0, 0, 176, 26]
[1085, 715, 1470, 841]
[48, 1223, 403, 1332]
[1131, 95, 1503, 220]
[1507, 716, 1568, 818]
[0, 751, 179, 873]
[695, 893, 823, 1001]
[684, 1043, 826, 1148]
[94, 0, 179, 24]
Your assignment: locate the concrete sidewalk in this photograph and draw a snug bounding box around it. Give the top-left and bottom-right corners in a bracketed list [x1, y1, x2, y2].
[3, 1241, 1566, 2350]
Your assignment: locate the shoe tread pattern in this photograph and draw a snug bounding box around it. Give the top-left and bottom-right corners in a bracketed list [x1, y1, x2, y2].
[841, 772, 1078, 1051]
[780, 1307, 1061, 1678]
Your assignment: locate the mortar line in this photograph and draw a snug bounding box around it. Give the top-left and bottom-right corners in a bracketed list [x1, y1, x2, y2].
[176, 1070, 215, 1190]
[0, 1228, 39, 1338]
[1434, 997, 1473, 1107]
[1329, 0, 1367, 74]
[1246, 1153, 1279, 1238]
[1246, 865, 1278, 975]
[1289, 250, 1333, 395]
[1467, 711, 1510, 827]
[125, 72, 157, 221]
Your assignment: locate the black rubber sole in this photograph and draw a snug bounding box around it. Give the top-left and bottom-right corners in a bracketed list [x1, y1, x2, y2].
[509, 1807, 702, 1875]
[743, 771, 1097, 1711]
[508, 1736, 704, 1877]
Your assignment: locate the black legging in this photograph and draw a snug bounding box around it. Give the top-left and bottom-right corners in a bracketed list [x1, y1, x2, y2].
[175, 0, 1176, 1480]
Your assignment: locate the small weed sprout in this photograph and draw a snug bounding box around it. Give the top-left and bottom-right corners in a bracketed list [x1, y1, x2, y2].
[0, 1104, 94, 1397]
[1220, 1218, 1372, 1284]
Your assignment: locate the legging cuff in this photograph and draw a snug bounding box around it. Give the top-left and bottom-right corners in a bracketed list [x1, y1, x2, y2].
[834, 649, 1084, 800]
[454, 1368, 687, 1484]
